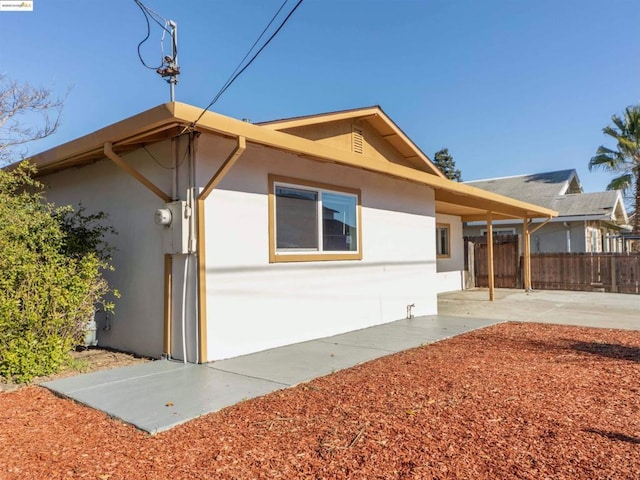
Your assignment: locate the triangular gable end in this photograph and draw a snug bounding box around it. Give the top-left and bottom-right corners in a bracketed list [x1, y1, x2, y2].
[612, 192, 629, 225]
[560, 170, 582, 195]
[258, 106, 445, 178]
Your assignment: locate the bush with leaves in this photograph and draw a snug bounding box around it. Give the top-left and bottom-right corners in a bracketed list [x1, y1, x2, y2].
[0, 162, 117, 382]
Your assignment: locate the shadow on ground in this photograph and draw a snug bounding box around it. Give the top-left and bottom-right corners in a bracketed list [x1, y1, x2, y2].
[584, 429, 640, 445]
[571, 342, 640, 363]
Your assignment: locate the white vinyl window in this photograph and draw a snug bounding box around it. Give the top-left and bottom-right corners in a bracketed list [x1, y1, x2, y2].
[436, 223, 450, 258]
[269, 175, 361, 263]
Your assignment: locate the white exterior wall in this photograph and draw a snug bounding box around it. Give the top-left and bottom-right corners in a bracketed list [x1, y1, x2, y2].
[42, 140, 196, 359]
[435, 213, 464, 293]
[197, 136, 438, 361]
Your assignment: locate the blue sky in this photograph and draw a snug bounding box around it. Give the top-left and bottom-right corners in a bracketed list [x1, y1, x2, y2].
[2, 0, 639, 193]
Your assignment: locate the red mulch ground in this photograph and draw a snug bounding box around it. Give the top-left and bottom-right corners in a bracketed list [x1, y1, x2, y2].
[1, 322, 639, 479]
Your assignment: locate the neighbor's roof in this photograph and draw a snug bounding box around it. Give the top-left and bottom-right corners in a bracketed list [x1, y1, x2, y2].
[21, 102, 556, 222]
[465, 169, 580, 202]
[550, 191, 628, 223]
[465, 170, 627, 224]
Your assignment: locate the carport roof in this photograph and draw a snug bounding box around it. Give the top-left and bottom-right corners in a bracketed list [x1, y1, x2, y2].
[21, 102, 556, 222]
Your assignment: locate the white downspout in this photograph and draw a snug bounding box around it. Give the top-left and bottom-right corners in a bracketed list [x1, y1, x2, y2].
[188, 133, 198, 363]
[181, 255, 189, 363]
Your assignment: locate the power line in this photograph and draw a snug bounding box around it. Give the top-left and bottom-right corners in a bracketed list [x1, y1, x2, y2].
[143, 141, 189, 170]
[133, 0, 171, 70]
[215, 0, 289, 105]
[134, 0, 170, 32]
[184, 0, 304, 132]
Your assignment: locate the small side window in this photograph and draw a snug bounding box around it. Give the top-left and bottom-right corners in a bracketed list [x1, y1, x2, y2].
[436, 223, 450, 258]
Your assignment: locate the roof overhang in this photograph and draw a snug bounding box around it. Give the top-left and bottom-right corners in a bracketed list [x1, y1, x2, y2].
[21, 102, 557, 222]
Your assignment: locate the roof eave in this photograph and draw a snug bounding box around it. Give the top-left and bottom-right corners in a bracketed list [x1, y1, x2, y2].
[20, 103, 185, 176]
[23, 102, 556, 221]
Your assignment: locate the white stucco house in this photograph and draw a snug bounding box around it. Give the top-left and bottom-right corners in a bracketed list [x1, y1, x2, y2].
[23, 103, 555, 363]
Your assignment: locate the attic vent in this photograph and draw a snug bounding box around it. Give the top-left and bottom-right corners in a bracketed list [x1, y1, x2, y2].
[352, 126, 364, 154]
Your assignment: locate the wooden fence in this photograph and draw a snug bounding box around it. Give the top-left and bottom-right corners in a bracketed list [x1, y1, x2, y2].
[465, 235, 520, 288]
[530, 253, 640, 294]
[464, 236, 640, 294]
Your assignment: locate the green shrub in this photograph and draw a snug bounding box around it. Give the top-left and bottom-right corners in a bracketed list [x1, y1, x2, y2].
[0, 162, 116, 382]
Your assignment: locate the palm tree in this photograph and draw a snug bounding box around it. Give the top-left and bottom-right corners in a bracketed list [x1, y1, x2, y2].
[589, 105, 640, 233]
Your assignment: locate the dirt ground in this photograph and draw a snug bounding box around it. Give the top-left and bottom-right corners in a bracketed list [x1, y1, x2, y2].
[1, 322, 639, 479]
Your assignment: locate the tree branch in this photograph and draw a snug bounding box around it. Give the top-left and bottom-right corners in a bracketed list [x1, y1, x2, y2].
[0, 75, 68, 165]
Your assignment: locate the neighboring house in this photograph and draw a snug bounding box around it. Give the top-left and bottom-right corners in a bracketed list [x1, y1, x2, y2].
[22, 103, 555, 363]
[464, 169, 630, 253]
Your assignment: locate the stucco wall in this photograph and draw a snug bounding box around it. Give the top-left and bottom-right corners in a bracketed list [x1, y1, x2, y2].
[41, 141, 183, 358]
[196, 135, 438, 361]
[435, 213, 464, 293]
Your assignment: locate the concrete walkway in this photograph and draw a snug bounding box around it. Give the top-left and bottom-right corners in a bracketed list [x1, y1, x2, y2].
[43, 314, 496, 434]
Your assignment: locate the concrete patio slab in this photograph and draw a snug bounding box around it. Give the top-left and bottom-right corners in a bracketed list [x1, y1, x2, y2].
[323, 315, 496, 352]
[438, 289, 639, 330]
[43, 314, 497, 434]
[41, 358, 186, 394]
[209, 339, 384, 386]
[45, 362, 286, 433]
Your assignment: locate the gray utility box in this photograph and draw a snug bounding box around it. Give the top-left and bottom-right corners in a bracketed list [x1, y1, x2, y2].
[155, 201, 190, 255]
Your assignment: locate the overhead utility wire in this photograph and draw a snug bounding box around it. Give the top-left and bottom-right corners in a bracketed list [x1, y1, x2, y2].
[134, 0, 171, 70]
[183, 0, 304, 133]
[214, 0, 289, 105]
[135, 0, 169, 31]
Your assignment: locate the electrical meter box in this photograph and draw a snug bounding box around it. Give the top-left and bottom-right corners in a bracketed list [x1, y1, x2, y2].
[156, 201, 190, 254]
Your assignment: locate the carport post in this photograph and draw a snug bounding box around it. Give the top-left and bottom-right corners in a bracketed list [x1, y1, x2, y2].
[524, 217, 552, 291]
[523, 217, 531, 290]
[487, 212, 495, 301]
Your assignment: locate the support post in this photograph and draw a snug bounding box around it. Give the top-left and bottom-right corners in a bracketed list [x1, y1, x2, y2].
[525, 217, 552, 290]
[487, 212, 495, 301]
[523, 217, 531, 290]
[196, 136, 246, 363]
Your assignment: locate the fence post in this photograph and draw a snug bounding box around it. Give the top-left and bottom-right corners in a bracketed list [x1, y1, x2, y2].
[466, 241, 475, 289]
[611, 255, 618, 293]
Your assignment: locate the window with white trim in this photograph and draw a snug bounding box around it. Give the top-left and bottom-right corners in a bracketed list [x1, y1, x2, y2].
[436, 223, 450, 258]
[269, 175, 361, 262]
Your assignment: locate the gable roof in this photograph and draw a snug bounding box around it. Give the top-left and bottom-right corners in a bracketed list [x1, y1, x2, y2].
[258, 106, 446, 178]
[550, 191, 628, 223]
[18, 102, 556, 222]
[465, 169, 627, 224]
[465, 169, 580, 202]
